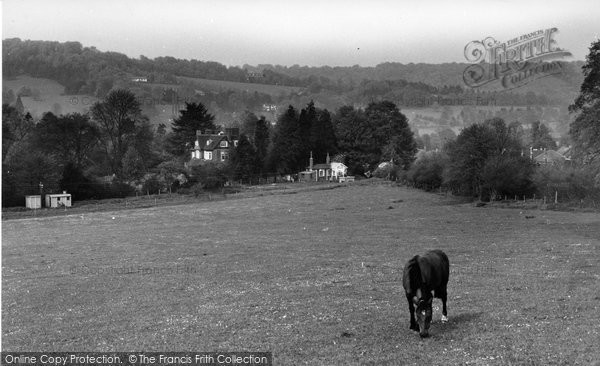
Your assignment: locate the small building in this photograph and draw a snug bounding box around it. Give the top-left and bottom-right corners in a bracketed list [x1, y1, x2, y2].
[25, 195, 42, 209]
[45, 192, 72, 208]
[299, 152, 348, 182]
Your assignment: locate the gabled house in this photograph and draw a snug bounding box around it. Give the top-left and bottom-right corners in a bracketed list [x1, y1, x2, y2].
[190, 129, 239, 162]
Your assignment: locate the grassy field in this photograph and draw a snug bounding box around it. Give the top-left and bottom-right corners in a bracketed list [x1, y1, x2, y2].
[176, 76, 304, 97]
[3, 75, 97, 118]
[2, 182, 599, 364]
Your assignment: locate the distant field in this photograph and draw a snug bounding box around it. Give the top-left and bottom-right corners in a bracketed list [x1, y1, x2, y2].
[176, 76, 304, 96]
[2, 75, 299, 125]
[2, 182, 599, 364]
[3, 75, 96, 118]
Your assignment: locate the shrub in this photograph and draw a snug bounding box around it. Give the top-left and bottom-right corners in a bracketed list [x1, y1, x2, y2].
[141, 175, 161, 195]
[189, 162, 228, 190]
[407, 151, 447, 190]
[533, 164, 600, 201]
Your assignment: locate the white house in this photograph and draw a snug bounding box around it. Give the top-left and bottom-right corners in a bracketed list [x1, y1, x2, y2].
[300, 153, 348, 182]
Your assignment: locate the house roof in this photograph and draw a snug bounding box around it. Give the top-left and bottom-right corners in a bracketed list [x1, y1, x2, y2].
[313, 163, 332, 170]
[556, 146, 571, 157]
[194, 134, 230, 151]
[534, 150, 568, 163]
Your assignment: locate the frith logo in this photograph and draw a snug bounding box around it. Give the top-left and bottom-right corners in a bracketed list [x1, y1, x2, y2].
[463, 28, 572, 90]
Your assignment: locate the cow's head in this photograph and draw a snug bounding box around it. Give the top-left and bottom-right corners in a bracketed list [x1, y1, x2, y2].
[413, 290, 433, 338]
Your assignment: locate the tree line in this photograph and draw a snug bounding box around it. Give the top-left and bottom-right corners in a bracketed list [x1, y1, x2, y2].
[406, 40, 600, 203]
[1, 88, 419, 206]
[3, 38, 563, 110]
[3, 40, 599, 207]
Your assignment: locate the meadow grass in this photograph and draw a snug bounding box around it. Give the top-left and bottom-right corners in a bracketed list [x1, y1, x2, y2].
[2, 183, 599, 364]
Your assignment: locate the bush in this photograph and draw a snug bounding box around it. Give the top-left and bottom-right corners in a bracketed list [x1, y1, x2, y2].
[141, 175, 161, 195]
[407, 152, 447, 190]
[189, 162, 228, 190]
[481, 156, 536, 201]
[191, 183, 205, 197]
[533, 164, 600, 201]
[373, 163, 392, 178]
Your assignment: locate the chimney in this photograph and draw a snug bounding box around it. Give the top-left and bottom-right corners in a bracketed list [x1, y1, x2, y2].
[326, 152, 330, 165]
[309, 151, 313, 171]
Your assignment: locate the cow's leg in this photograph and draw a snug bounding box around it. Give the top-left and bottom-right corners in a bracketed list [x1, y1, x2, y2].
[406, 294, 418, 331]
[439, 287, 448, 322]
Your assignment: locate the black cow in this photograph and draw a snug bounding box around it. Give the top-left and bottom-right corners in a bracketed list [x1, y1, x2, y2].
[402, 249, 449, 338]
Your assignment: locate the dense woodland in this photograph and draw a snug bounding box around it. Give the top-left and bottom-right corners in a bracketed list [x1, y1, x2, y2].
[2, 38, 584, 114]
[2, 38, 600, 207]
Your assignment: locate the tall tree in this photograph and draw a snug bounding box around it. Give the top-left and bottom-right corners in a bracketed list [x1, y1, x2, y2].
[254, 116, 270, 174]
[229, 134, 259, 180]
[91, 89, 146, 177]
[167, 102, 216, 157]
[333, 105, 373, 174]
[239, 111, 259, 142]
[298, 101, 317, 159]
[310, 109, 338, 163]
[2, 104, 34, 161]
[570, 39, 600, 112]
[569, 39, 600, 162]
[365, 101, 417, 170]
[268, 105, 303, 174]
[33, 112, 100, 168]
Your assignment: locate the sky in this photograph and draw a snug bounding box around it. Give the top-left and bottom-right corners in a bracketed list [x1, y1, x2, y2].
[2, 0, 599, 67]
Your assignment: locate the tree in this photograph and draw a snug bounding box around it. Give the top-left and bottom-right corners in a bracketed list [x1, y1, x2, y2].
[59, 163, 102, 201]
[2, 104, 35, 161]
[310, 109, 338, 163]
[239, 111, 259, 141]
[333, 105, 373, 174]
[167, 102, 216, 157]
[569, 39, 600, 162]
[14, 95, 24, 114]
[91, 89, 146, 177]
[33, 112, 100, 168]
[365, 101, 417, 170]
[267, 105, 303, 174]
[122, 146, 146, 182]
[254, 116, 270, 174]
[570, 39, 600, 112]
[444, 118, 533, 200]
[407, 151, 448, 190]
[444, 123, 496, 197]
[229, 134, 259, 181]
[156, 160, 185, 194]
[529, 121, 556, 150]
[298, 101, 317, 159]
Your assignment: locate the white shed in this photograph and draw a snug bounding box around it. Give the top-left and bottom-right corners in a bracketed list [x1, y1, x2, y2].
[25, 195, 42, 209]
[45, 191, 72, 208]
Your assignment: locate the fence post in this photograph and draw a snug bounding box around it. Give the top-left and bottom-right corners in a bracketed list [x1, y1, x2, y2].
[555, 190, 558, 204]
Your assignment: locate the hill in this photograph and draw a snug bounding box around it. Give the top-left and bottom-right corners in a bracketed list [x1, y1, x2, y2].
[2, 38, 585, 134]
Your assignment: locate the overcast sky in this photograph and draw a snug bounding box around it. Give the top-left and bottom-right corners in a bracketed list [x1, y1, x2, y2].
[2, 0, 598, 67]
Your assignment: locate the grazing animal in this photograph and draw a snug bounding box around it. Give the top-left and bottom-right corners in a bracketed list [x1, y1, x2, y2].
[402, 249, 449, 338]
